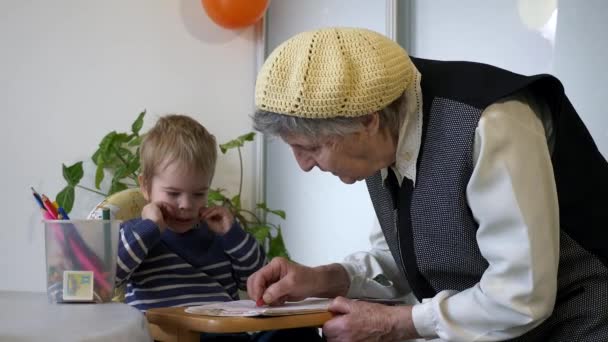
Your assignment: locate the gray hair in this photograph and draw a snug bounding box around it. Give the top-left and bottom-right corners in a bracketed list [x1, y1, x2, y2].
[252, 93, 406, 140]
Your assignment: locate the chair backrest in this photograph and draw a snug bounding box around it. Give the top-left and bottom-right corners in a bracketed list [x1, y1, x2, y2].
[88, 188, 147, 302]
[87, 188, 147, 221]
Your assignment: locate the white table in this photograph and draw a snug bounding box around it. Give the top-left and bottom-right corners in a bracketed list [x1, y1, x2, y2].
[0, 291, 152, 342]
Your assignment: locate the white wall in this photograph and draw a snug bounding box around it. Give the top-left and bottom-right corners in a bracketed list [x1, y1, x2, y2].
[264, 0, 388, 267]
[552, 0, 608, 156]
[0, 0, 260, 292]
[401, 0, 608, 156]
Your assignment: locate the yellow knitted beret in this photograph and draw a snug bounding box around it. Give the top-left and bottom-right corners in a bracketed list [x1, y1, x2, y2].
[255, 27, 414, 118]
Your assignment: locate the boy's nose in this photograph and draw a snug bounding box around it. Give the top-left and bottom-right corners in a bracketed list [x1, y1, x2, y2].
[178, 197, 193, 211]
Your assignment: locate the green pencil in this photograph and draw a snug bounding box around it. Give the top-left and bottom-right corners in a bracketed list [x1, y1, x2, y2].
[102, 208, 112, 268]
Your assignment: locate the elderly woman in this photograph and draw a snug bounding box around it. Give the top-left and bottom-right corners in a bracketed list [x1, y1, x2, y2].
[247, 27, 608, 341]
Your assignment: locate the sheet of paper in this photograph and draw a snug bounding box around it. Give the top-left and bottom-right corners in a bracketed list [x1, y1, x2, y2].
[185, 298, 331, 317]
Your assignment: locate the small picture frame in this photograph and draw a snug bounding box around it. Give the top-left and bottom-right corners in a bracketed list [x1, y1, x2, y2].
[62, 270, 94, 301]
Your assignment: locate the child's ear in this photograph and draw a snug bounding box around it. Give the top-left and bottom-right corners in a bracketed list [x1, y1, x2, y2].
[138, 175, 150, 201]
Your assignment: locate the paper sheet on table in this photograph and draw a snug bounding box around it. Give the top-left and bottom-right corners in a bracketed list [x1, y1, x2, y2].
[185, 297, 331, 317]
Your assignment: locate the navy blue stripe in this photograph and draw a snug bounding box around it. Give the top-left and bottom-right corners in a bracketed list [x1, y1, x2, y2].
[130, 294, 232, 311]
[126, 285, 228, 299]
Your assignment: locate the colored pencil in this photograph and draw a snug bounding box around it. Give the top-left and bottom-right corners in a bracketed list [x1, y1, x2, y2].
[58, 207, 70, 220]
[102, 208, 112, 268]
[31, 187, 45, 210]
[40, 194, 59, 220]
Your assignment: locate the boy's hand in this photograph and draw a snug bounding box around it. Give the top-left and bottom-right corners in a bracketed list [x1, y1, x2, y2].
[141, 202, 175, 233]
[199, 206, 235, 235]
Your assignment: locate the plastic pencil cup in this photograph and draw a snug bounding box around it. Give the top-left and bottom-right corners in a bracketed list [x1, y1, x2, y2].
[43, 219, 121, 303]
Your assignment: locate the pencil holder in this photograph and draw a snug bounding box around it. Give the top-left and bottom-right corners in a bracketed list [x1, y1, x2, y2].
[44, 219, 121, 303]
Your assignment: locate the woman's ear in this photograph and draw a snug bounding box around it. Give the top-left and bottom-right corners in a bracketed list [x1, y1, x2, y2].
[138, 175, 150, 201]
[361, 112, 381, 135]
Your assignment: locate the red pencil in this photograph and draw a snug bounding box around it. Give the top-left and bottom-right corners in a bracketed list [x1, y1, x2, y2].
[256, 298, 266, 307]
[40, 194, 59, 220]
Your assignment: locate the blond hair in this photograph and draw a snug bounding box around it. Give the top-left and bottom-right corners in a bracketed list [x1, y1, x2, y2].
[140, 114, 217, 189]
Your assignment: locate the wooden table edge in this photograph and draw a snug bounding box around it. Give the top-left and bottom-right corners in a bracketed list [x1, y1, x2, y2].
[146, 307, 334, 334]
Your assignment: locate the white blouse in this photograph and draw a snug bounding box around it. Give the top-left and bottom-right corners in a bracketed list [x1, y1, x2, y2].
[341, 69, 560, 341]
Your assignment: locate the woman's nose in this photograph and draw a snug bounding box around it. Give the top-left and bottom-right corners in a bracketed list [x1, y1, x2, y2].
[294, 151, 316, 172]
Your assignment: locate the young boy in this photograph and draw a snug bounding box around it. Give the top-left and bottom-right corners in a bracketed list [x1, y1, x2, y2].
[116, 114, 321, 341]
[116, 114, 265, 311]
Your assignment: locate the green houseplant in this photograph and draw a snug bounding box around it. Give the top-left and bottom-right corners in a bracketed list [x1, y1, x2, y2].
[56, 110, 289, 259]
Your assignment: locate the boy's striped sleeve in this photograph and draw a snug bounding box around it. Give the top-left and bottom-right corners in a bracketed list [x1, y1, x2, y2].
[115, 219, 161, 285]
[220, 221, 267, 290]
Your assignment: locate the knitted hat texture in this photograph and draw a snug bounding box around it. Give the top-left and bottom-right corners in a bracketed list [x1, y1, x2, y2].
[255, 27, 414, 118]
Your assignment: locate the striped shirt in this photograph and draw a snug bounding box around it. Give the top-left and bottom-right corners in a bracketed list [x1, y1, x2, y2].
[116, 218, 266, 312]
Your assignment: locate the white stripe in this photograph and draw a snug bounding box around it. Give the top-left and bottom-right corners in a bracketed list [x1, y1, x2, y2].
[144, 253, 176, 263]
[115, 257, 132, 284]
[135, 263, 192, 276]
[117, 255, 131, 274]
[127, 283, 220, 294]
[236, 243, 258, 263]
[132, 230, 148, 254]
[200, 260, 230, 271]
[210, 273, 233, 280]
[177, 300, 228, 308]
[223, 283, 237, 291]
[233, 250, 262, 271]
[121, 229, 142, 264]
[137, 272, 211, 285]
[140, 271, 233, 282]
[226, 234, 250, 254]
[127, 293, 232, 306]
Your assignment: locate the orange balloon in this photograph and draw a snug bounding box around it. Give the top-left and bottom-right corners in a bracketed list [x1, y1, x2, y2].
[202, 0, 270, 29]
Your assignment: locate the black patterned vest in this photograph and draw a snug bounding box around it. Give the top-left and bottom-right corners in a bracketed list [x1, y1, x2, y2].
[366, 57, 608, 341]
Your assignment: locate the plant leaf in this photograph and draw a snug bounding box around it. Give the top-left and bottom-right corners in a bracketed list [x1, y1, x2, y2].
[125, 155, 140, 175]
[256, 202, 268, 210]
[56, 186, 75, 213]
[113, 165, 128, 180]
[248, 225, 270, 246]
[231, 194, 241, 210]
[109, 180, 128, 195]
[95, 154, 105, 189]
[268, 209, 286, 220]
[128, 136, 141, 147]
[268, 228, 289, 259]
[207, 189, 227, 205]
[219, 140, 241, 154]
[94, 136, 130, 169]
[113, 133, 130, 145]
[256, 203, 286, 220]
[91, 149, 100, 165]
[62, 162, 84, 187]
[98, 131, 117, 153]
[237, 132, 255, 143]
[117, 146, 133, 159]
[218, 132, 255, 154]
[131, 110, 146, 135]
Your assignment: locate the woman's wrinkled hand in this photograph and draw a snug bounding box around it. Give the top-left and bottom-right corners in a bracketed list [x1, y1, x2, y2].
[247, 257, 321, 305]
[322, 297, 419, 342]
